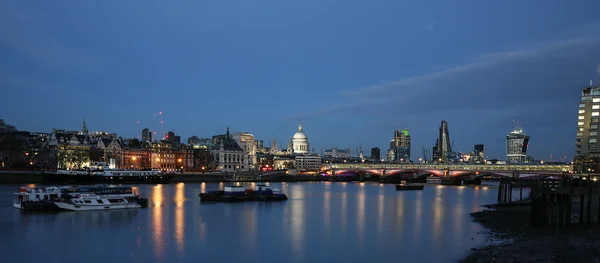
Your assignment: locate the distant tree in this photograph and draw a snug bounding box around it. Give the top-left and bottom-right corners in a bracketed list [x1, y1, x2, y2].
[58, 146, 90, 169]
[0, 133, 25, 168]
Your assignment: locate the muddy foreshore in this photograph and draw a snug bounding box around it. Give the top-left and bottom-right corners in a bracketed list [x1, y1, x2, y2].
[461, 205, 600, 263]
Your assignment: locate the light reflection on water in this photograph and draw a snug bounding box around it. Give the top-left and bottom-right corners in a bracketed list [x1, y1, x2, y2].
[0, 182, 507, 263]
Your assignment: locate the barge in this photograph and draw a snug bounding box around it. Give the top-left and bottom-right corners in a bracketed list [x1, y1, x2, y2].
[199, 183, 288, 202]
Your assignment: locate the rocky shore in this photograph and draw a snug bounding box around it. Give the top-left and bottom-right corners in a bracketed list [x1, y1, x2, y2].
[461, 204, 600, 263]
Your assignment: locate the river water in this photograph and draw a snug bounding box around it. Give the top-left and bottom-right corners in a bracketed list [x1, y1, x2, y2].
[0, 182, 501, 263]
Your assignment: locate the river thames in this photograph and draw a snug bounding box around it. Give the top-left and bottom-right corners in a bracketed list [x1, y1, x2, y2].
[0, 182, 505, 263]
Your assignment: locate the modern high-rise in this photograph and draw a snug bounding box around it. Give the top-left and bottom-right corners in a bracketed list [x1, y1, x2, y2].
[575, 82, 600, 171]
[142, 128, 152, 142]
[506, 126, 530, 163]
[389, 129, 410, 162]
[433, 120, 453, 162]
[371, 147, 381, 161]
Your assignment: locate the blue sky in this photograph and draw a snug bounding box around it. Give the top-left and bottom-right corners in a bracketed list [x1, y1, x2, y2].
[1, 0, 600, 161]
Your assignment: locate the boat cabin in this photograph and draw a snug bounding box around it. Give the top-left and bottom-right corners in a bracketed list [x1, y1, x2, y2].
[224, 186, 245, 196]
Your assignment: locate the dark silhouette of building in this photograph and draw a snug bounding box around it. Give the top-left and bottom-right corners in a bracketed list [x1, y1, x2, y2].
[371, 147, 380, 161]
[142, 128, 152, 142]
[472, 144, 484, 163]
[433, 120, 453, 162]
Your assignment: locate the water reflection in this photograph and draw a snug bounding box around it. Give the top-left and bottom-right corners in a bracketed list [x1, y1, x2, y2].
[174, 183, 185, 253]
[152, 185, 164, 259]
[356, 184, 366, 241]
[414, 190, 423, 237]
[432, 187, 444, 249]
[340, 191, 347, 229]
[323, 190, 331, 234]
[395, 193, 404, 235]
[0, 182, 503, 263]
[290, 186, 305, 258]
[377, 191, 385, 234]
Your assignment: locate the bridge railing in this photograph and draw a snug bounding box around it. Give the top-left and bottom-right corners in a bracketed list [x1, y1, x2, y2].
[322, 163, 573, 172]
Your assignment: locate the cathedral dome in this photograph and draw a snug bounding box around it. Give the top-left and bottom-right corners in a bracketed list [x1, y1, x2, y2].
[291, 122, 309, 154]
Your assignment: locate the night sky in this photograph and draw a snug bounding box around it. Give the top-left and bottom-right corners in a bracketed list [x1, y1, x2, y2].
[2, 1, 600, 161]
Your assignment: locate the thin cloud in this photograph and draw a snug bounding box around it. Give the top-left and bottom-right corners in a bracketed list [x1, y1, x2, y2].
[339, 36, 600, 100]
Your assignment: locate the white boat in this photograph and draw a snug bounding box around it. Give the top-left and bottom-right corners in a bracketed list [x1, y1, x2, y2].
[13, 186, 71, 210]
[43, 162, 173, 184]
[53, 186, 148, 211]
[426, 176, 442, 184]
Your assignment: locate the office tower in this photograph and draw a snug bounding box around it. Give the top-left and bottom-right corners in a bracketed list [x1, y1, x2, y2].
[575, 81, 600, 171]
[506, 122, 530, 163]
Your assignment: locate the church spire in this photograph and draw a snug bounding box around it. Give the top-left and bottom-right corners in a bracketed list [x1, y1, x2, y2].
[82, 117, 88, 134]
[226, 127, 230, 139]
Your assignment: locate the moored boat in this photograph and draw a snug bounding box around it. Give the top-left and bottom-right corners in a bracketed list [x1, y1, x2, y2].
[426, 176, 442, 184]
[199, 183, 288, 202]
[53, 186, 148, 211]
[42, 162, 173, 185]
[13, 186, 71, 211]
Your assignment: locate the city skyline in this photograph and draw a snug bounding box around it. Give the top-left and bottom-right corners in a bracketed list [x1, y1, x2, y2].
[2, 1, 600, 160]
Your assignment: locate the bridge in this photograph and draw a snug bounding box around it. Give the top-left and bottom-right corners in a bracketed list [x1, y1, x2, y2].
[321, 163, 573, 179]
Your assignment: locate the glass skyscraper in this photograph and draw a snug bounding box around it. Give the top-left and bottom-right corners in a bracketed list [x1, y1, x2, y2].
[575, 82, 600, 172]
[506, 128, 529, 163]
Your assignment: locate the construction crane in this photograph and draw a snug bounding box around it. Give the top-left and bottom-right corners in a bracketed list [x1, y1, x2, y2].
[358, 143, 364, 161]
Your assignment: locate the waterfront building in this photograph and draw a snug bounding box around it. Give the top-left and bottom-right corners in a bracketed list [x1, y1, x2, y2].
[95, 138, 123, 169]
[371, 147, 380, 161]
[294, 155, 322, 171]
[210, 128, 249, 172]
[175, 144, 194, 171]
[291, 122, 310, 154]
[273, 156, 295, 170]
[232, 132, 257, 170]
[506, 125, 530, 163]
[150, 140, 176, 171]
[389, 129, 411, 162]
[575, 81, 600, 171]
[122, 148, 150, 169]
[323, 147, 351, 158]
[188, 136, 212, 149]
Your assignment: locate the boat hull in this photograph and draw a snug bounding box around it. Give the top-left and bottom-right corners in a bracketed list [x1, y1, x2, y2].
[54, 202, 143, 211]
[199, 192, 288, 202]
[15, 201, 61, 211]
[41, 172, 173, 185]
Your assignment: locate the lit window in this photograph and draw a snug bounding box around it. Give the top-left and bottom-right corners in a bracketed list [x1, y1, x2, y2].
[591, 132, 598, 136]
[592, 125, 598, 129]
[579, 122, 585, 126]
[590, 139, 597, 143]
[594, 105, 600, 110]
[594, 119, 599, 123]
[593, 98, 600, 103]
[593, 112, 599, 116]
[580, 104, 586, 108]
[580, 128, 585, 131]
[580, 110, 586, 114]
[579, 116, 586, 119]
[577, 132, 583, 137]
